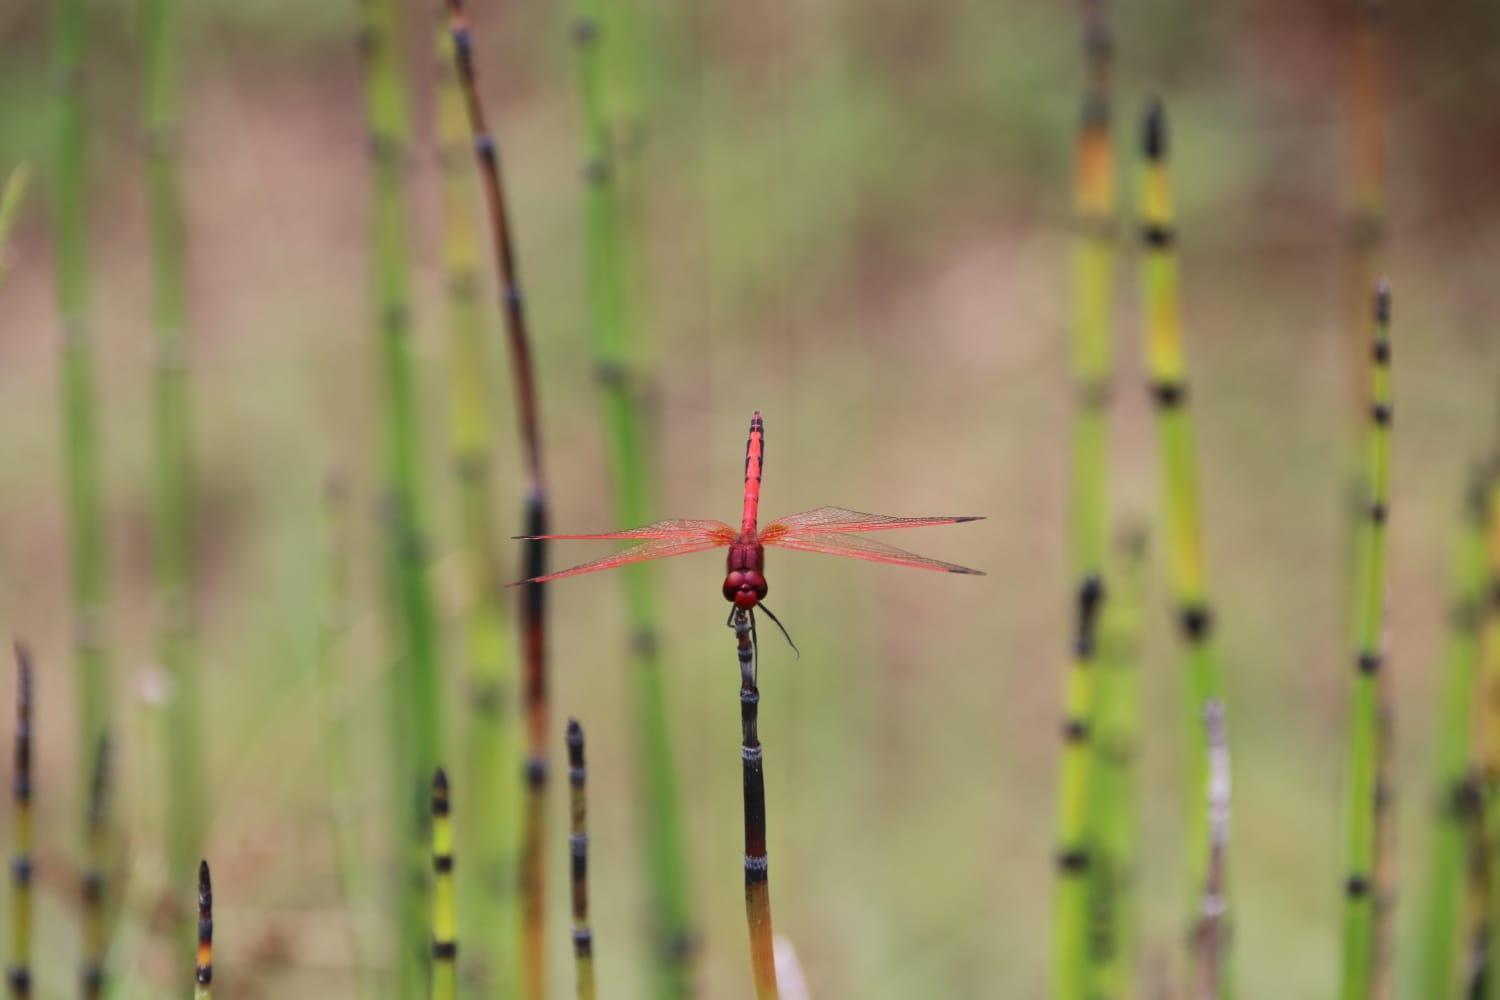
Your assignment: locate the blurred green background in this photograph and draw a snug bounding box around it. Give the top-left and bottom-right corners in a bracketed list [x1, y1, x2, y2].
[3, 0, 1500, 995]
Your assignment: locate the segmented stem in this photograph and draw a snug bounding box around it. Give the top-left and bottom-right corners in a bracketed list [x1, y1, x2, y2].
[734, 611, 779, 998]
[81, 735, 109, 999]
[8, 646, 32, 999]
[142, 0, 202, 964]
[1138, 99, 1232, 991]
[443, 8, 553, 992]
[354, 0, 444, 989]
[435, 13, 518, 990]
[195, 860, 212, 1000]
[1195, 699, 1230, 999]
[1339, 283, 1393, 1000]
[1479, 475, 1500, 999]
[1413, 467, 1489, 996]
[431, 769, 457, 1000]
[571, 7, 695, 989]
[1054, 578, 1104, 1000]
[567, 721, 597, 1000]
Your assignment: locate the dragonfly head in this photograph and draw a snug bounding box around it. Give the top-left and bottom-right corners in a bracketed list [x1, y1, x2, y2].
[723, 570, 768, 609]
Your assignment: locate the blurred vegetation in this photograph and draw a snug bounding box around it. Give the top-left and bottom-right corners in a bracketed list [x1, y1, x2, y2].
[1, 0, 1500, 996]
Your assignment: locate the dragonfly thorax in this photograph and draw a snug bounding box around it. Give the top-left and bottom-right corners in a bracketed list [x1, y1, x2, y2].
[724, 543, 768, 609]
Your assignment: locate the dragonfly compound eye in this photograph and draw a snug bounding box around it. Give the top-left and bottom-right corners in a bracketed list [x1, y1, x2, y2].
[723, 571, 747, 602]
[744, 571, 768, 599]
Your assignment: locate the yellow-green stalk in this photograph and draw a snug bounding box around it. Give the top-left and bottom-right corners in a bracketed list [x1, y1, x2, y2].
[142, 0, 202, 964]
[80, 735, 109, 998]
[1479, 479, 1500, 1000]
[0, 165, 29, 289]
[354, 0, 444, 991]
[8, 645, 32, 999]
[1055, 579, 1105, 1000]
[194, 860, 212, 1000]
[571, 4, 695, 990]
[1089, 526, 1148, 998]
[1138, 99, 1231, 992]
[1338, 283, 1393, 1000]
[431, 769, 456, 1000]
[1057, 2, 1116, 994]
[435, 16, 518, 990]
[1412, 467, 1488, 997]
[55, 0, 112, 915]
[567, 720, 597, 1000]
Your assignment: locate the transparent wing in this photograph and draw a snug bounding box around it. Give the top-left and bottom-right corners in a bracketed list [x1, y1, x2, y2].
[763, 531, 984, 575]
[760, 506, 982, 542]
[517, 518, 736, 542]
[513, 533, 734, 586]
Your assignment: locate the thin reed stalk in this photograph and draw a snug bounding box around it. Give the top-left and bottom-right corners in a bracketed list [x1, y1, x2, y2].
[1058, 3, 1116, 994]
[1338, 283, 1393, 1000]
[1054, 579, 1104, 1000]
[434, 14, 518, 991]
[316, 478, 376, 996]
[194, 861, 212, 1000]
[567, 720, 597, 1000]
[354, 0, 444, 990]
[1089, 526, 1148, 997]
[1137, 99, 1232, 991]
[8, 645, 32, 999]
[0, 165, 29, 288]
[55, 0, 112, 870]
[1413, 467, 1489, 997]
[1195, 699, 1230, 999]
[1479, 477, 1500, 998]
[142, 0, 202, 961]
[734, 610, 778, 998]
[571, 4, 694, 989]
[81, 735, 109, 999]
[431, 769, 456, 1000]
[444, 7, 553, 994]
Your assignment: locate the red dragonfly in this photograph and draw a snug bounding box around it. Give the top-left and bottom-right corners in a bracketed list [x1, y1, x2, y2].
[517, 412, 984, 643]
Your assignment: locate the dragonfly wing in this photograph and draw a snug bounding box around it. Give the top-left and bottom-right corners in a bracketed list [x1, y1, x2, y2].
[518, 518, 736, 542]
[514, 533, 734, 586]
[760, 506, 982, 541]
[764, 531, 984, 575]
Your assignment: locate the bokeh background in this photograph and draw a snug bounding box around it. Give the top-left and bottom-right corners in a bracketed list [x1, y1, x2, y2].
[3, 0, 1500, 995]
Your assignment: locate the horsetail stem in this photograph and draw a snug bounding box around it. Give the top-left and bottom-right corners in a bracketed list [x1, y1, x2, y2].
[1089, 524, 1148, 997]
[431, 769, 457, 1000]
[194, 860, 212, 1000]
[142, 0, 202, 964]
[567, 720, 597, 1000]
[1060, 3, 1117, 994]
[354, 0, 444, 989]
[7, 645, 32, 999]
[1054, 577, 1104, 1000]
[80, 734, 109, 999]
[0, 164, 29, 288]
[1138, 99, 1232, 989]
[1343, 0, 1387, 433]
[571, 5, 695, 989]
[1338, 283, 1393, 1000]
[1195, 698, 1230, 999]
[1477, 472, 1500, 998]
[734, 611, 779, 998]
[1413, 466, 1489, 997]
[435, 13, 519, 990]
[443, 8, 554, 991]
[55, 0, 112, 894]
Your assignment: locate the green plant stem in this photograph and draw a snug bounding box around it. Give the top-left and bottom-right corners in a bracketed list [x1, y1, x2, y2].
[735, 610, 778, 999]
[0, 164, 30, 289]
[1055, 580, 1104, 999]
[1338, 283, 1392, 1000]
[1412, 468, 1488, 997]
[55, 0, 111, 890]
[354, 0, 444, 991]
[431, 769, 456, 1000]
[142, 0, 202, 964]
[435, 17, 519, 991]
[571, 6, 695, 991]
[1090, 526, 1148, 998]
[81, 735, 109, 999]
[567, 720, 597, 1000]
[1138, 99, 1232, 995]
[8, 645, 32, 999]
